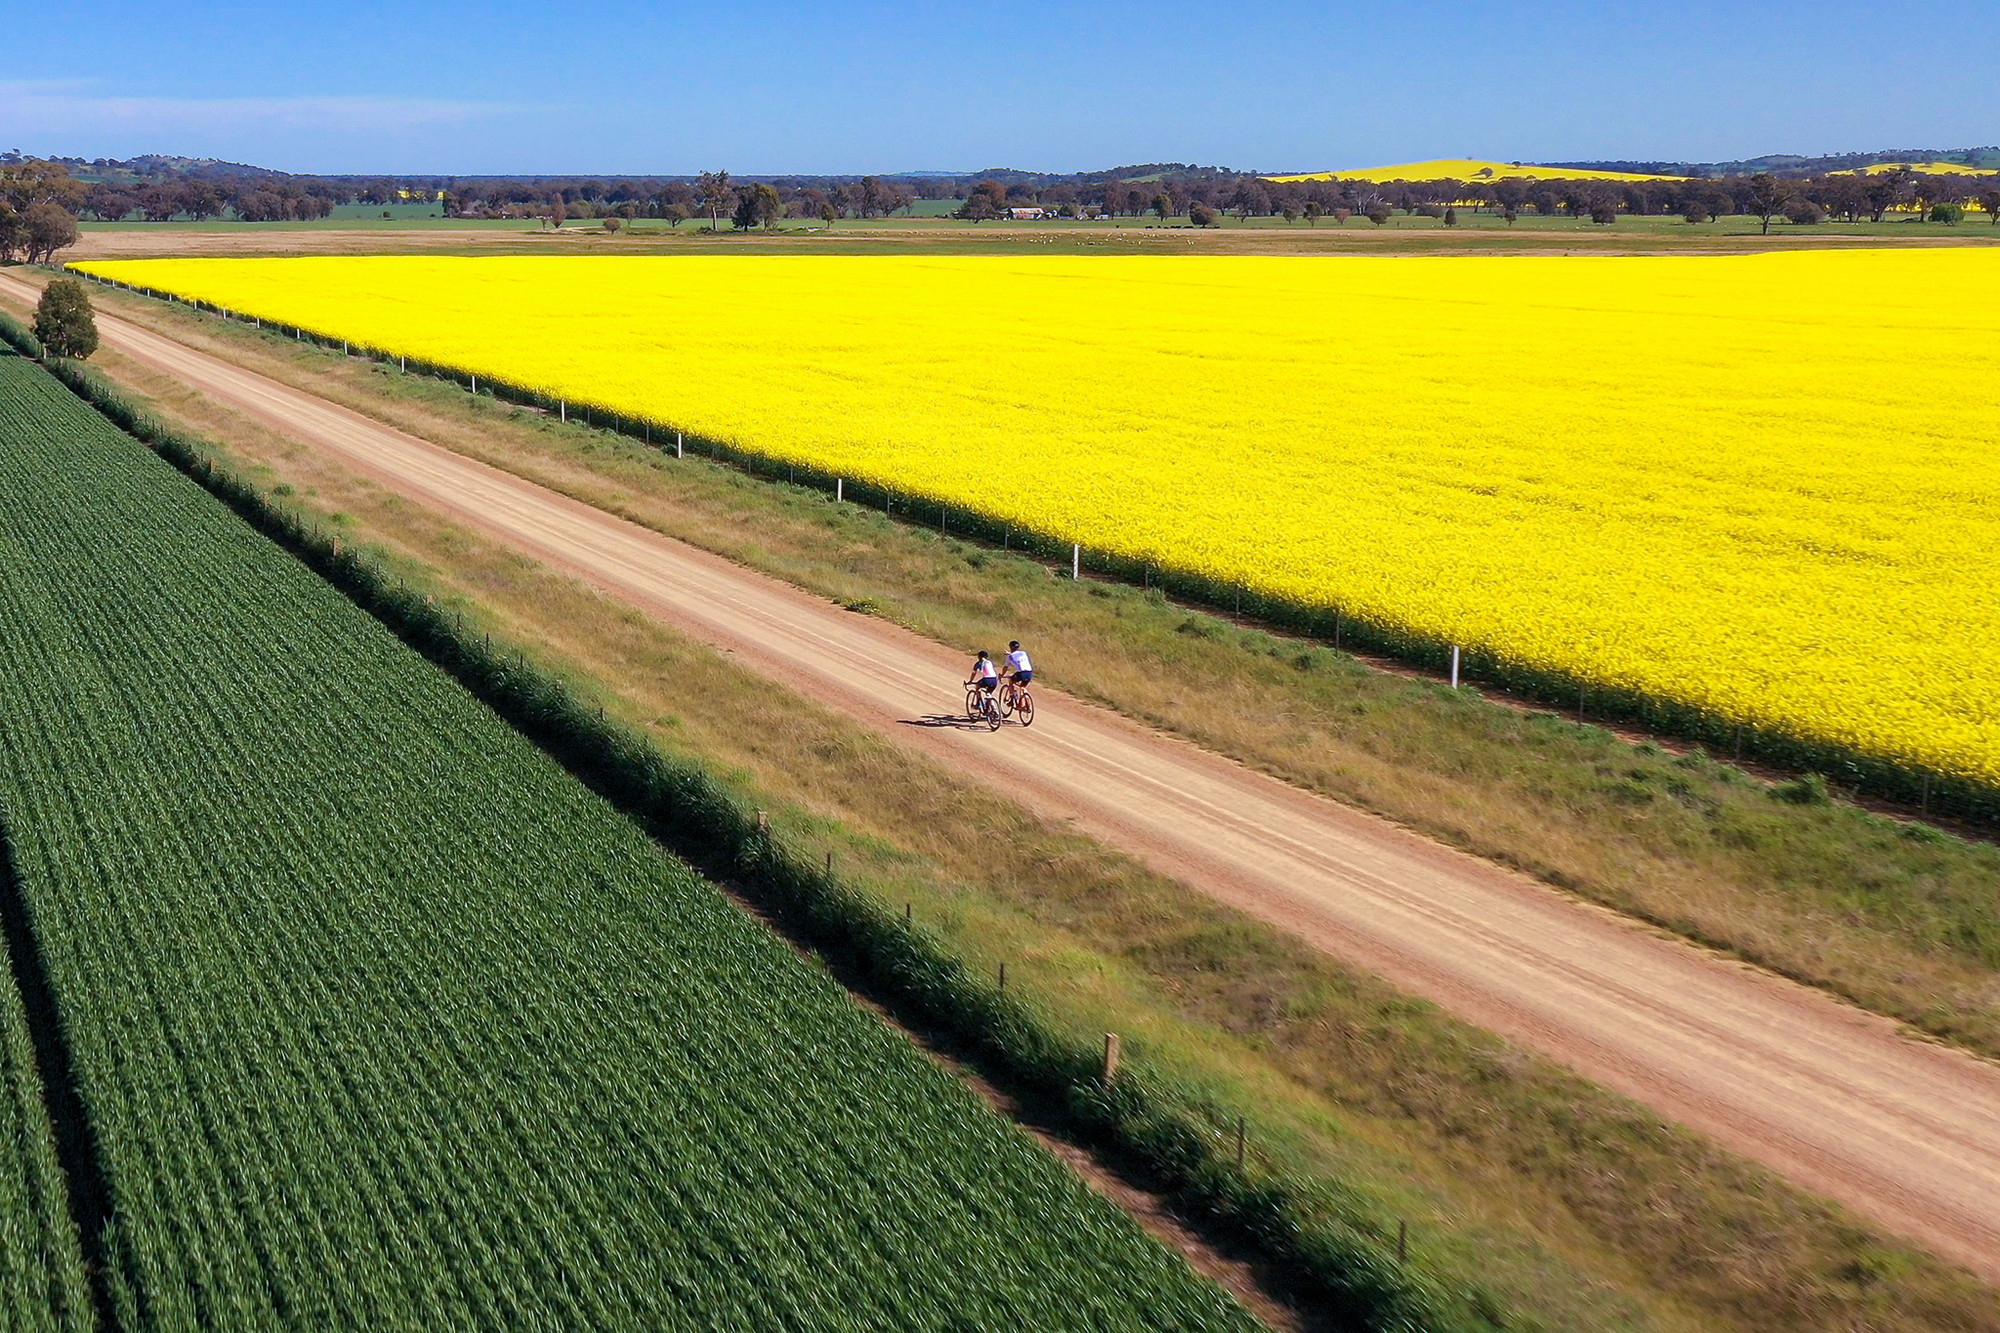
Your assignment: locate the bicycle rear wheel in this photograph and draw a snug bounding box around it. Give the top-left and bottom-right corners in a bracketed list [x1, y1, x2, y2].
[1015, 692, 1035, 727]
[984, 697, 1003, 731]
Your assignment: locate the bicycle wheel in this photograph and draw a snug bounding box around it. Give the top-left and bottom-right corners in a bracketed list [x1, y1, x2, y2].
[966, 688, 982, 720]
[1015, 692, 1035, 727]
[996, 684, 1016, 718]
[984, 697, 1003, 731]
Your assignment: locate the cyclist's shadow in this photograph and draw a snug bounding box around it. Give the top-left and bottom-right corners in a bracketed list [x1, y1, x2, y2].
[901, 713, 998, 730]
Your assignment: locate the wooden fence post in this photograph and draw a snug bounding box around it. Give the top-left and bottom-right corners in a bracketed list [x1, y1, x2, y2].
[1102, 1032, 1121, 1083]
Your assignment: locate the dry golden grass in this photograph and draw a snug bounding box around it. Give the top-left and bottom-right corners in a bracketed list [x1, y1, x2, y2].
[64, 213, 2000, 265]
[36, 280, 2000, 1333]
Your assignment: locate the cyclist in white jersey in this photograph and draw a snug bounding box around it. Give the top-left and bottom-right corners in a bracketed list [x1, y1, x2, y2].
[1003, 641, 1033, 688]
[966, 650, 1000, 697]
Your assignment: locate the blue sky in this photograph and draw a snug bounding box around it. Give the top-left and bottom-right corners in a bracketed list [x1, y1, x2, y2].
[8, 1, 1997, 175]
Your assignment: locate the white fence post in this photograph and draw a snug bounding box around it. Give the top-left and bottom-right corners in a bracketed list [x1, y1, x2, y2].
[1072, 544, 1080, 580]
[675, 431, 683, 459]
[559, 400, 566, 423]
[836, 478, 843, 502]
[1450, 645, 1461, 689]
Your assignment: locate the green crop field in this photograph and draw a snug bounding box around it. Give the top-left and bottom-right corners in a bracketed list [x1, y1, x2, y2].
[0, 350, 1254, 1330]
[0, 887, 90, 1332]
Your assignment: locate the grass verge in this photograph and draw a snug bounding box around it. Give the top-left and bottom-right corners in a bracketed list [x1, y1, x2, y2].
[13, 302, 2000, 1333]
[39, 271, 2000, 1063]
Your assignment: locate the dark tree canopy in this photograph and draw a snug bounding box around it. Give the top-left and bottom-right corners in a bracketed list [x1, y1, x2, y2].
[33, 279, 98, 360]
[22, 203, 78, 262]
[1747, 173, 1794, 235]
[732, 183, 782, 231]
[696, 170, 735, 228]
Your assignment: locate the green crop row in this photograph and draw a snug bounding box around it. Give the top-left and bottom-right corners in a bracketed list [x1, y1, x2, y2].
[0, 315, 99, 1333]
[0, 348, 1259, 1330]
[0, 846, 92, 1333]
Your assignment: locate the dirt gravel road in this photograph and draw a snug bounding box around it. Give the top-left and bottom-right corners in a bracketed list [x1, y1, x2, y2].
[17, 273, 2000, 1278]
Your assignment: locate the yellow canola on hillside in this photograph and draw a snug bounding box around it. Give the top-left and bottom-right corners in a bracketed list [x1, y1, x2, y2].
[1266, 158, 1684, 183]
[75, 252, 2000, 784]
[1837, 161, 2000, 177]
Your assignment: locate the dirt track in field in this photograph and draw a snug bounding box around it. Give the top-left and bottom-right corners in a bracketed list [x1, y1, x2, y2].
[13, 270, 2000, 1279]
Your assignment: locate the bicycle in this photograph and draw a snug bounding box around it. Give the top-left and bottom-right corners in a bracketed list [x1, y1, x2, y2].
[965, 686, 1003, 731]
[999, 679, 1035, 728]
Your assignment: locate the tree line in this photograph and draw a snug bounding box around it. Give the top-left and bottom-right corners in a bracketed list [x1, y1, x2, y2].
[0, 160, 83, 262]
[499, 166, 2000, 230]
[456, 167, 2000, 230]
[7, 152, 1998, 240]
[958, 167, 2000, 227]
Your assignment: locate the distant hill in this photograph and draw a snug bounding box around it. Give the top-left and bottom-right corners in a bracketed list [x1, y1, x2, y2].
[1267, 158, 1683, 184]
[2, 151, 297, 183]
[1550, 148, 2000, 178]
[1272, 149, 2000, 183]
[18, 146, 2000, 191]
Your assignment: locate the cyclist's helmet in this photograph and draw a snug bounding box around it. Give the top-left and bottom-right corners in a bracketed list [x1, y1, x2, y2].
[977, 649, 990, 659]
[1009, 641, 1020, 651]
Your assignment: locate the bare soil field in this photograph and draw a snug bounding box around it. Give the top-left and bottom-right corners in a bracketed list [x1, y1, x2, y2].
[64, 215, 2000, 261]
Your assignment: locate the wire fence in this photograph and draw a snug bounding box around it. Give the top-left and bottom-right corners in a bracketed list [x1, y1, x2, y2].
[69, 268, 1997, 825]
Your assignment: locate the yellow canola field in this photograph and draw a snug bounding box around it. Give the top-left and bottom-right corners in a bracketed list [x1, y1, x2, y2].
[1267, 158, 1684, 183]
[1838, 161, 2000, 177]
[75, 252, 2000, 784]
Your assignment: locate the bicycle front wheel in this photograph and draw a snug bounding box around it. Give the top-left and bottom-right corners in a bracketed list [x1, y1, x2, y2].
[966, 689, 983, 720]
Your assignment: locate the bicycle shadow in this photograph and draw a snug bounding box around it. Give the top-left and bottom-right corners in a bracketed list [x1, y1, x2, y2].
[900, 713, 1000, 731]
